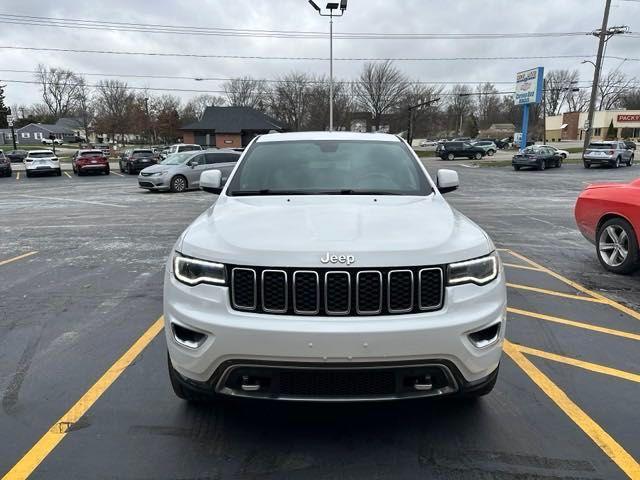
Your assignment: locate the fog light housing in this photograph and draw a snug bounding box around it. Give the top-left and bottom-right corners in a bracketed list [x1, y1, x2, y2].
[171, 323, 207, 349]
[468, 322, 501, 348]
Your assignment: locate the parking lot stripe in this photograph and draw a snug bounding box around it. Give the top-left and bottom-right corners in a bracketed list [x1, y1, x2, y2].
[506, 283, 607, 303]
[15, 172, 19, 180]
[515, 344, 640, 383]
[504, 341, 640, 479]
[1, 317, 164, 480]
[0, 251, 38, 267]
[507, 249, 640, 322]
[508, 307, 640, 342]
[16, 194, 126, 209]
[503, 263, 544, 272]
[63, 172, 71, 178]
[111, 171, 123, 177]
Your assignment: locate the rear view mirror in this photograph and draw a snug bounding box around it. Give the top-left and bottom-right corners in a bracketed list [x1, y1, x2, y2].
[436, 169, 459, 194]
[200, 170, 222, 194]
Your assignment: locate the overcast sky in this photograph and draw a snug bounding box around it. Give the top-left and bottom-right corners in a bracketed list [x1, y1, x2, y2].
[1, 0, 639, 109]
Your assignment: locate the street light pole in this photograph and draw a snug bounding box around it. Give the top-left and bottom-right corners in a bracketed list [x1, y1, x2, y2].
[309, 1, 347, 132]
[407, 97, 440, 146]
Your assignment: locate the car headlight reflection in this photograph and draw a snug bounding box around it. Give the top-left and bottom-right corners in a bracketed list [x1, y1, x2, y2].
[173, 253, 226, 286]
[447, 252, 499, 286]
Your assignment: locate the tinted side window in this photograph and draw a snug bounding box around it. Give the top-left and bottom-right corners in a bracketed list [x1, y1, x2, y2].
[192, 154, 206, 165]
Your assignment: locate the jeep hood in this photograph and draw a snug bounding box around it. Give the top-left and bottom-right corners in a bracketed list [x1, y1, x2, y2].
[178, 195, 493, 268]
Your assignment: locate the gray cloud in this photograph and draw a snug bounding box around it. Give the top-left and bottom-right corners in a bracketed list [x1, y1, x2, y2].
[0, 0, 638, 106]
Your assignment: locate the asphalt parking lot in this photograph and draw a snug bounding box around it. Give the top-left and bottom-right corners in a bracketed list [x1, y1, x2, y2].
[1, 163, 639, 479]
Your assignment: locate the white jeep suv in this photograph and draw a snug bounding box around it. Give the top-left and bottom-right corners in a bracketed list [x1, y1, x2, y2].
[164, 132, 506, 402]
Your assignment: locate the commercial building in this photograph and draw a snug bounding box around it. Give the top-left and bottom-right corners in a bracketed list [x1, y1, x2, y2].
[546, 110, 640, 142]
[181, 106, 285, 148]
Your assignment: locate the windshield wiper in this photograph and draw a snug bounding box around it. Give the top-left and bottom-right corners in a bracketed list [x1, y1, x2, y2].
[229, 189, 315, 196]
[319, 189, 402, 195]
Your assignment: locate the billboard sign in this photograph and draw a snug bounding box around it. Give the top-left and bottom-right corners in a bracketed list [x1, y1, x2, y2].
[617, 114, 640, 122]
[514, 67, 544, 105]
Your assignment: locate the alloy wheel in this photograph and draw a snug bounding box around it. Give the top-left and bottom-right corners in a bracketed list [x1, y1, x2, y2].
[172, 176, 187, 192]
[599, 225, 629, 267]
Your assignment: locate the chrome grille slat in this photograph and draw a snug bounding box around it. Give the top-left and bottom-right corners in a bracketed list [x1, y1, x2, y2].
[229, 266, 443, 316]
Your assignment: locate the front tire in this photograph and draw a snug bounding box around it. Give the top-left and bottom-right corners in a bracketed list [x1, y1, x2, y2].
[170, 175, 187, 193]
[538, 160, 546, 171]
[513, 165, 521, 171]
[56, 169, 62, 176]
[487, 149, 495, 157]
[628, 155, 634, 166]
[474, 152, 482, 160]
[556, 158, 562, 168]
[596, 218, 639, 274]
[584, 161, 591, 169]
[612, 157, 621, 168]
[447, 153, 455, 161]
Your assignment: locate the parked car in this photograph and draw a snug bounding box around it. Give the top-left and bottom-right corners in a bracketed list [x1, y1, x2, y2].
[537, 145, 569, 159]
[436, 141, 486, 160]
[623, 140, 636, 151]
[583, 141, 634, 169]
[419, 140, 437, 147]
[165, 132, 506, 403]
[5, 150, 28, 162]
[41, 138, 64, 145]
[0, 151, 12, 177]
[575, 177, 640, 274]
[138, 149, 240, 192]
[452, 137, 471, 142]
[97, 144, 112, 157]
[72, 149, 110, 175]
[477, 138, 509, 149]
[512, 146, 563, 171]
[24, 150, 61, 177]
[472, 141, 497, 156]
[119, 149, 157, 174]
[160, 143, 202, 160]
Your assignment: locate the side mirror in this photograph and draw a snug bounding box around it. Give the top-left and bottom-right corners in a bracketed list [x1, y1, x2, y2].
[200, 169, 222, 194]
[436, 169, 459, 194]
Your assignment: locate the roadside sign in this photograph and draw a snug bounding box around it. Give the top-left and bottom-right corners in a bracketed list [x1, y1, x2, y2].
[7, 120, 13, 127]
[583, 120, 590, 130]
[514, 67, 544, 105]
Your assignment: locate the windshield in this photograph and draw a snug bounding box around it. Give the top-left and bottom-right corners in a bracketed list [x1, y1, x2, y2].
[227, 140, 432, 196]
[132, 151, 153, 158]
[161, 152, 193, 165]
[28, 152, 55, 158]
[588, 143, 615, 150]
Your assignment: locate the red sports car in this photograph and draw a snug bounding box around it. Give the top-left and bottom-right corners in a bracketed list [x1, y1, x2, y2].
[575, 178, 640, 274]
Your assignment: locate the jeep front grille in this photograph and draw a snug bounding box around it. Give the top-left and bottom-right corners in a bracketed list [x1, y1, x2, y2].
[230, 265, 443, 316]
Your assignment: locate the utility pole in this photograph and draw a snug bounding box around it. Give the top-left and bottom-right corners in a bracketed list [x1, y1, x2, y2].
[583, 0, 627, 150]
[406, 97, 440, 146]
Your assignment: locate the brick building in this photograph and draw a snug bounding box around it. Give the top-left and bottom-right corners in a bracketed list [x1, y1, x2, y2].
[181, 106, 285, 148]
[546, 110, 640, 142]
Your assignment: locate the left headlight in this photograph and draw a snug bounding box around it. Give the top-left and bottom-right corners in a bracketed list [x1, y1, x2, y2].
[150, 171, 167, 177]
[173, 253, 226, 286]
[447, 252, 499, 286]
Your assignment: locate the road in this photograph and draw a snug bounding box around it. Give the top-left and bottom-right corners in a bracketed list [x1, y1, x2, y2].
[0, 163, 638, 479]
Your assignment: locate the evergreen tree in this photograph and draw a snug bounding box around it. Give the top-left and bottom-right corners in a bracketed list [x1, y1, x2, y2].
[0, 84, 8, 129]
[606, 119, 616, 140]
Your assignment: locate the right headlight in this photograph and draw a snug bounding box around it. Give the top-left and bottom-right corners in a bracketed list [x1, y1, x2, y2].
[447, 252, 499, 286]
[173, 253, 226, 286]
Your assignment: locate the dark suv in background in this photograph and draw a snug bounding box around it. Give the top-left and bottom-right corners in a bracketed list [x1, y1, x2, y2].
[0, 151, 11, 177]
[436, 141, 486, 160]
[119, 149, 157, 174]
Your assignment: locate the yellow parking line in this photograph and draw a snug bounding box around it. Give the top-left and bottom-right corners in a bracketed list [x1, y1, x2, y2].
[504, 341, 640, 479]
[64, 172, 71, 179]
[503, 263, 544, 272]
[508, 307, 640, 342]
[506, 249, 640, 322]
[516, 344, 640, 383]
[0, 251, 38, 267]
[111, 171, 123, 177]
[506, 283, 607, 303]
[1, 317, 164, 480]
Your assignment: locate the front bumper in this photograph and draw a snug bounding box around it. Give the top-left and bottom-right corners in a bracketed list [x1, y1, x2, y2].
[164, 265, 507, 400]
[138, 175, 169, 190]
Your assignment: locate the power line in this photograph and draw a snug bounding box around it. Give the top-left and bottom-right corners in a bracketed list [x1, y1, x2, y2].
[0, 13, 593, 40]
[0, 45, 608, 62]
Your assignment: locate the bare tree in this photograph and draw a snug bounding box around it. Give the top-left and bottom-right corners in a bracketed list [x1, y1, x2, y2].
[94, 80, 134, 142]
[598, 70, 635, 110]
[619, 87, 640, 110]
[268, 73, 309, 131]
[152, 94, 182, 143]
[543, 69, 579, 116]
[74, 77, 94, 141]
[302, 76, 353, 131]
[224, 76, 267, 109]
[354, 61, 409, 130]
[474, 82, 501, 128]
[181, 94, 225, 124]
[448, 85, 474, 135]
[35, 64, 82, 118]
[566, 88, 590, 112]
